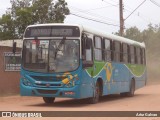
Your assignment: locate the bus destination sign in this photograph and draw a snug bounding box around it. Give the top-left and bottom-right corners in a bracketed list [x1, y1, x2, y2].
[24, 26, 80, 37]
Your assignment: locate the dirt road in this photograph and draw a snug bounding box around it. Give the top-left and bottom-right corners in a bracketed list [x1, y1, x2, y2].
[0, 84, 160, 120]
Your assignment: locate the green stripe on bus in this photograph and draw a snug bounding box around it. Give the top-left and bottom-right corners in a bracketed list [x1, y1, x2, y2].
[86, 61, 106, 77]
[125, 64, 146, 77]
[86, 61, 146, 77]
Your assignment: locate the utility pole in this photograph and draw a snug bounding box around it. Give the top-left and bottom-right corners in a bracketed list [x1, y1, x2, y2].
[119, 0, 124, 36]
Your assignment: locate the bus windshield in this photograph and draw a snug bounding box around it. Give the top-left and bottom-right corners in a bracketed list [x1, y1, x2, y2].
[22, 39, 80, 73]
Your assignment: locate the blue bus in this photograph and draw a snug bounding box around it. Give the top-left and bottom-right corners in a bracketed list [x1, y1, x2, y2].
[20, 24, 147, 104]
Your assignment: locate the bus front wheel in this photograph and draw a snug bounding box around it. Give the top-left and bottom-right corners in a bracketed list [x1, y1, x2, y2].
[88, 82, 100, 104]
[43, 97, 55, 104]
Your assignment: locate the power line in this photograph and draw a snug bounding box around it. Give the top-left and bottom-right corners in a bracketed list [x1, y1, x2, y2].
[70, 13, 120, 27]
[150, 0, 160, 8]
[69, 5, 132, 28]
[123, 6, 150, 23]
[69, 5, 119, 23]
[102, 0, 119, 7]
[123, 2, 158, 24]
[110, 0, 118, 4]
[83, 5, 116, 12]
[124, 0, 147, 21]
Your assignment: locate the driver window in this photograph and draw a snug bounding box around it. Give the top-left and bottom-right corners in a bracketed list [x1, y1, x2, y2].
[86, 49, 92, 61]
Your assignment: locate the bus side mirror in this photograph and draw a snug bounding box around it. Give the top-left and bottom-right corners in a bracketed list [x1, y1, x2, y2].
[86, 38, 92, 49]
[13, 42, 17, 54]
[83, 38, 93, 68]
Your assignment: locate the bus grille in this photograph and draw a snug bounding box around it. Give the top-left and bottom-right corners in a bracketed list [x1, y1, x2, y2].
[35, 83, 61, 87]
[31, 76, 66, 82]
[37, 89, 57, 94]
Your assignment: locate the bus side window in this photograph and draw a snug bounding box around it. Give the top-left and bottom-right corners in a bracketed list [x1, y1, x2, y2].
[85, 40, 92, 61]
[113, 41, 121, 62]
[136, 47, 141, 64]
[141, 48, 146, 65]
[82, 34, 94, 68]
[130, 45, 135, 64]
[122, 43, 128, 63]
[143, 49, 146, 65]
[94, 36, 102, 61]
[103, 38, 112, 61]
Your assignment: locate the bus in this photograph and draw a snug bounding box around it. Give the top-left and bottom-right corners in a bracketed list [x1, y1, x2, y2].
[19, 23, 147, 104]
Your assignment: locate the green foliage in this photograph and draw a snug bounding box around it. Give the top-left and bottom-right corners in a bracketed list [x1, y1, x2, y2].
[115, 24, 160, 55]
[53, 0, 70, 23]
[124, 26, 143, 42]
[0, 14, 16, 39]
[0, 0, 70, 39]
[115, 24, 160, 80]
[15, 7, 34, 38]
[123, 24, 160, 54]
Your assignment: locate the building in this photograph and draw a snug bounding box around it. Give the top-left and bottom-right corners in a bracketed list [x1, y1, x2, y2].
[0, 40, 22, 96]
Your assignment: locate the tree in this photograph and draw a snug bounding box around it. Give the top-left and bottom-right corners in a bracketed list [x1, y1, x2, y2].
[0, 0, 70, 39]
[32, 0, 69, 23]
[114, 24, 160, 81]
[53, 0, 70, 22]
[124, 26, 143, 42]
[0, 14, 15, 40]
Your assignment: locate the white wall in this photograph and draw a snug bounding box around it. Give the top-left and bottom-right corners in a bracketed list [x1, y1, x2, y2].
[0, 40, 23, 48]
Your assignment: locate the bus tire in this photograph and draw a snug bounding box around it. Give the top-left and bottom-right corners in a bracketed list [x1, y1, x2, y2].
[120, 79, 135, 97]
[127, 79, 135, 97]
[88, 82, 100, 104]
[120, 92, 127, 97]
[43, 97, 55, 104]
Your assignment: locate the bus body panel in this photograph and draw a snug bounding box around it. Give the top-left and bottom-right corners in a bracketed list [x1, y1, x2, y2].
[85, 61, 146, 96]
[20, 24, 147, 102]
[20, 59, 147, 99]
[20, 60, 94, 99]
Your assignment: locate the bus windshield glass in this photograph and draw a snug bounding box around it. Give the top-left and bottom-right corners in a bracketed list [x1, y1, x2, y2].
[22, 39, 79, 73]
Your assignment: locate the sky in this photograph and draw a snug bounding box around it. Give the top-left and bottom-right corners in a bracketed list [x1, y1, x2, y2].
[0, 0, 160, 33]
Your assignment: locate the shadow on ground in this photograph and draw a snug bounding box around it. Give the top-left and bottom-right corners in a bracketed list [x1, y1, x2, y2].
[26, 93, 151, 108]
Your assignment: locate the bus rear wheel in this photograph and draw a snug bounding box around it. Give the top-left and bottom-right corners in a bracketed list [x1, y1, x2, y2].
[127, 80, 135, 97]
[120, 80, 135, 97]
[88, 82, 100, 104]
[43, 97, 55, 104]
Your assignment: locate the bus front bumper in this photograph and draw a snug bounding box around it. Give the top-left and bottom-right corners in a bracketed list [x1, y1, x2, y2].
[20, 80, 81, 99]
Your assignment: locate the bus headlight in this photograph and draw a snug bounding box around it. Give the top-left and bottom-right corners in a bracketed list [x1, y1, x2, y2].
[21, 77, 32, 86]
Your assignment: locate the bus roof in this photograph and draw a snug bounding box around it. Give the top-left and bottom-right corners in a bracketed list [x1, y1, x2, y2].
[27, 23, 79, 27]
[27, 23, 145, 48]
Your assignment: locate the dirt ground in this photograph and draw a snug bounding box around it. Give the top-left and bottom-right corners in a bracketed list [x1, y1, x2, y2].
[0, 83, 160, 120]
